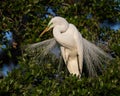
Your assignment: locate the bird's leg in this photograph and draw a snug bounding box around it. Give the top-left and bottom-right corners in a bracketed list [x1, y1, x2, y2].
[65, 55, 70, 75]
[77, 55, 82, 78]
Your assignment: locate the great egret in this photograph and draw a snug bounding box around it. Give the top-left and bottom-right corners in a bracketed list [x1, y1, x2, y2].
[38, 16, 111, 78]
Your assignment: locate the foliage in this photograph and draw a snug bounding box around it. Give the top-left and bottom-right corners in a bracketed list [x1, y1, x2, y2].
[0, 58, 120, 96]
[0, 0, 120, 95]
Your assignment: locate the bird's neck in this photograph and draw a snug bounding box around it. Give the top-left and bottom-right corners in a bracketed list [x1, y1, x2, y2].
[53, 26, 64, 42]
[53, 25, 74, 49]
[53, 23, 68, 37]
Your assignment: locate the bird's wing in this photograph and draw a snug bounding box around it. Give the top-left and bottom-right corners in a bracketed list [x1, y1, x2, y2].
[73, 30, 83, 75]
[24, 38, 62, 64]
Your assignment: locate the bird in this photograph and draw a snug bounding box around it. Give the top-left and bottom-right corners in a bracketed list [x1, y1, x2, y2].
[32, 16, 111, 78]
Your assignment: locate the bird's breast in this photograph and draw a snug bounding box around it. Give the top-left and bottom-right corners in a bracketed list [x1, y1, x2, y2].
[60, 31, 76, 48]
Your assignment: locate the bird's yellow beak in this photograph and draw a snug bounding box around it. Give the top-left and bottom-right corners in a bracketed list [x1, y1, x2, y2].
[39, 27, 50, 37]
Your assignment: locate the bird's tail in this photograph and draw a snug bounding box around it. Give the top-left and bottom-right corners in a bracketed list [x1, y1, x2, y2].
[82, 38, 112, 77]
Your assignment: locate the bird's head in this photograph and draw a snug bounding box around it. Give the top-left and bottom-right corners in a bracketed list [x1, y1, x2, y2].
[40, 16, 68, 37]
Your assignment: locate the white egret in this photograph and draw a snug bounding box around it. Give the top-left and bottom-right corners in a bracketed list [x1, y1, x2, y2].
[37, 16, 111, 78]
